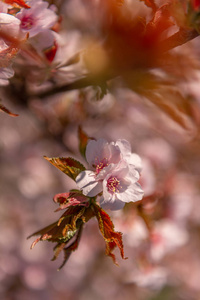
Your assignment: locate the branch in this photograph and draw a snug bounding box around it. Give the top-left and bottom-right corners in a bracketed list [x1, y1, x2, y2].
[31, 29, 200, 99]
[30, 73, 113, 99]
[160, 27, 199, 52]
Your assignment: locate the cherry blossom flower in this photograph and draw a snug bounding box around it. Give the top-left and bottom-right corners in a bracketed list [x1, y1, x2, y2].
[126, 266, 168, 290]
[85, 138, 121, 176]
[75, 139, 121, 197]
[85, 138, 142, 177]
[150, 219, 188, 262]
[99, 160, 144, 210]
[16, 0, 57, 38]
[76, 138, 144, 210]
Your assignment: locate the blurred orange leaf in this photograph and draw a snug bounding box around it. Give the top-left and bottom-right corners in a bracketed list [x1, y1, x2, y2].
[140, 0, 157, 10]
[142, 88, 195, 130]
[3, 0, 30, 8]
[125, 71, 196, 130]
[53, 191, 90, 211]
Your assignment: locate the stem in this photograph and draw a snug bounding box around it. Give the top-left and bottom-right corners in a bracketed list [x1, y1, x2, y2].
[160, 27, 199, 52]
[31, 72, 113, 99]
[31, 28, 200, 99]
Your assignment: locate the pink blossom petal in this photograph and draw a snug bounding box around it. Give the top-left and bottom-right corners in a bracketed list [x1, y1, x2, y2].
[0, 13, 21, 37]
[115, 139, 132, 156]
[108, 143, 122, 164]
[76, 170, 103, 197]
[128, 153, 142, 172]
[86, 139, 109, 167]
[117, 182, 144, 203]
[116, 139, 142, 172]
[99, 196, 125, 210]
[82, 138, 144, 210]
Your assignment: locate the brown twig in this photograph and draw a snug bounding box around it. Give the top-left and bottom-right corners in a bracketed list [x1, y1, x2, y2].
[160, 27, 199, 52]
[30, 73, 113, 99]
[31, 28, 200, 99]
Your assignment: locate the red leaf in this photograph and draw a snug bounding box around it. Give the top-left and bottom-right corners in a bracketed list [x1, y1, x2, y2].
[29, 206, 84, 244]
[44, 156, 86, 181]
[57, 225, 83, 270]
[92, 202, 126, 264]
[28, 205, 95, 268]
[53, 191, 90, 211]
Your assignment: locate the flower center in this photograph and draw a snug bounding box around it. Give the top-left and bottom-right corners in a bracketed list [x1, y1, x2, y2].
[21, 15, 35, 30]
[107, 176, 121, 194]
[94, 157, 108, 174]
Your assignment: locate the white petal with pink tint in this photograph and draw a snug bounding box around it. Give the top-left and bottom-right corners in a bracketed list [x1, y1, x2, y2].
[115, 139, 142, 172]
[0, 13, 21, 37]
[0, 67, 14, 86]
[99, 161, 143, 210]
[86, 138, 121, 173]
[76, 170, 102, 197]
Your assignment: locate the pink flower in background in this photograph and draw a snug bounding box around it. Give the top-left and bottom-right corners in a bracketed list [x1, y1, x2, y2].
[150, 219, 188, 261]
[127, 266, 168, 290]
[139, 158, 156, 197]
[0, 13, 21, 37]
[114, 139, 142, 172]
[0, 66, 14, 85]
[16, 0, 57, 38]
[29, 29, 55, 56]
[76, 138, 143, 210]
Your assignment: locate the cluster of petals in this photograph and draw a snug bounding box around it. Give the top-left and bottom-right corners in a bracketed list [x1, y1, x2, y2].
[76, 139, 144, 210]
[0, 0, 59, 85]
[16, 0, 58, 60]
[16, 0, 58, 38]
[0, 12, 21, 85]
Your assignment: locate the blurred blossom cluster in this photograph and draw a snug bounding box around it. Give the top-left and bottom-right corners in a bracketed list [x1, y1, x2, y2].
[1, 0, 200, 300]
[0, 0, 58, 84]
